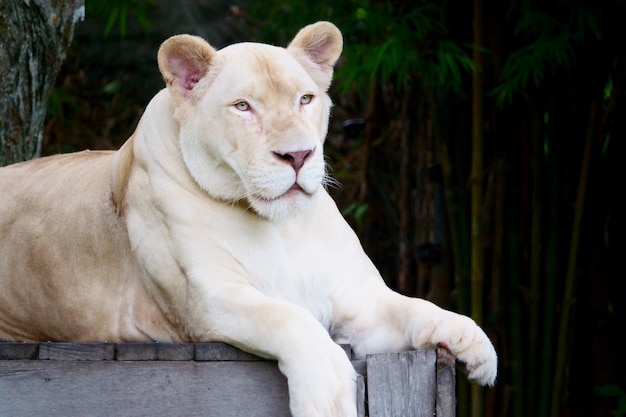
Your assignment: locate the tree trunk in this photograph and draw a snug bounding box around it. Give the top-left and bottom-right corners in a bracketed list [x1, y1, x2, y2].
[0, 0, 84, 166]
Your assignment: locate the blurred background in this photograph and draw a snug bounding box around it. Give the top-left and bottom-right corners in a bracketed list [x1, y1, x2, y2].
[10, 0, 626, 416]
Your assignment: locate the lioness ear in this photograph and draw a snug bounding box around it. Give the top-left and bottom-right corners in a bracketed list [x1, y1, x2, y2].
[287, 21, 343, 91]
[157, 34, 216, 104]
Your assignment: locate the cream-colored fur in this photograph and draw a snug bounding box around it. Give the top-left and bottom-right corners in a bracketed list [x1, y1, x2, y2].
[0, 22, 496, 416]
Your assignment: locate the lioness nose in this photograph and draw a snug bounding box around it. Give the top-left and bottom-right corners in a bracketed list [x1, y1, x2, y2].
[273, 150, 313, 174]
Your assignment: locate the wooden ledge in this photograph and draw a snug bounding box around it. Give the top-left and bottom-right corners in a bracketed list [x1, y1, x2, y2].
[0, 341, 352, 362]
[0, 342, 455, 417]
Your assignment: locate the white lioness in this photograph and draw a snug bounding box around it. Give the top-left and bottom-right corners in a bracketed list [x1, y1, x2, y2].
[0, 22, 496, 416]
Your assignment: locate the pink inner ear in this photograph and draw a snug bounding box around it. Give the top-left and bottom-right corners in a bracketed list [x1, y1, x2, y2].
[183, 72, 201, 91]
[180, 71, 201, 98]
[169, 55, 202, 98]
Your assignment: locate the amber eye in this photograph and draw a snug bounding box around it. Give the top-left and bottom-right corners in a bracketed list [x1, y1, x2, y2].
[235, 101, 250, 111]
[300, 94, 313, 105]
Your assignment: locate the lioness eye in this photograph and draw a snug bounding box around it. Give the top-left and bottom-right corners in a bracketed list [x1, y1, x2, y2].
[235, 101, 250, 111]
[300, 94, 313, 105]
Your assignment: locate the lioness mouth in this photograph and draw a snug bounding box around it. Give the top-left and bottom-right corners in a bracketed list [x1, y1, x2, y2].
[255, 183, 306, 203]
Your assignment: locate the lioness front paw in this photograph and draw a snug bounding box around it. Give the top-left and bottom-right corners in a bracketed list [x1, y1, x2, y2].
[431, 314, 497, 386]
[281, 342, 358, 417]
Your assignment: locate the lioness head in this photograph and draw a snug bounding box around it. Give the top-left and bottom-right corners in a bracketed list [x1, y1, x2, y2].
[156, 22, 343, 220]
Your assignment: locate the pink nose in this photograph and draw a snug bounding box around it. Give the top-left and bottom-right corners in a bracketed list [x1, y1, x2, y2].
[273, 149, 313, 174]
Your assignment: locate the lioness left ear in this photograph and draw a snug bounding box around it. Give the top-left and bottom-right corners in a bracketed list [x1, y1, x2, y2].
[287, 21, 343, 91]
[157, 34, 216, 104]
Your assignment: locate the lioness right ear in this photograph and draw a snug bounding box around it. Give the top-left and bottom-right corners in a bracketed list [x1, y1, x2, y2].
[287, 22, 343, 91]
[157, 34, 216, 104]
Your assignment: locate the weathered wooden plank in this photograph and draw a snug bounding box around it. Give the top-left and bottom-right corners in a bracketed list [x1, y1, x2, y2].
[436, 348, 457, 417]
[356, 374, 366, 417]
[0, 360, 291, 417]
[194, 342, 354, 362]
[115, 342, 195, 361]
[38, 342, 115, 360]
[366, 350, 437, 417]
[195, 342, 265, 361]
[0, 342, 38, 360]
[351, 359, 367, 377]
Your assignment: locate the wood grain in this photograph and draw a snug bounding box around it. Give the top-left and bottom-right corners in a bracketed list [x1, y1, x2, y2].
[0, 342, 454, 416]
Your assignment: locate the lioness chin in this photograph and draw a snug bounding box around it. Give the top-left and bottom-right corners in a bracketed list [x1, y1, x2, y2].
[0, 22, 496, 417]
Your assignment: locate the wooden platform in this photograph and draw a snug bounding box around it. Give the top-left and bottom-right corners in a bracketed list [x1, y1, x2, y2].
[0, 342, 455, 417]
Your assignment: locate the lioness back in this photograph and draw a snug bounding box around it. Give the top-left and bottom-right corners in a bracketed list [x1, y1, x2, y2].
[0, 151, 172, 342]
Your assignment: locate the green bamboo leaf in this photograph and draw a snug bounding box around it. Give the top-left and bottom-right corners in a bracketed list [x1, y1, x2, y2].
[103, 7, 119, 37]
[354, 203, 369, 221]
[119, 6, 127, 38]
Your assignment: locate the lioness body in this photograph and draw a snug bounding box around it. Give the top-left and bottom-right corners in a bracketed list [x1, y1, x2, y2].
[0, 22, 496, 417]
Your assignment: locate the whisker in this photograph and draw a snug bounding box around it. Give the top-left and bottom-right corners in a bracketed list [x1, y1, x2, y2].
[323, 163, 342, 190]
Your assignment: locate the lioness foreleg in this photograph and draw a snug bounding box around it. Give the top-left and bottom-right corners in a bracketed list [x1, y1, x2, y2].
[192, 282, 359, 417]
[334, 285, 498, 386]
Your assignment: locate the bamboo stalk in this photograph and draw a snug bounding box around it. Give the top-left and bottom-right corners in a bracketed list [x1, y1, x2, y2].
[427, 96, 450, 307]
[356, 78, 379, 243]
[527, 106, 543, 416]
[471, 0, 485, 416]
[438, 115, 470, 315]
[437, 109, 470, 417]
[471, 0, 485, 327]
[549, 103, 597, 417]
[489, 157, 505, 332]
[486, 158, 504, 417]
[539, 123, 558, 417]
[507, 205, 525, 417]
[397, 83, 411, 293]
